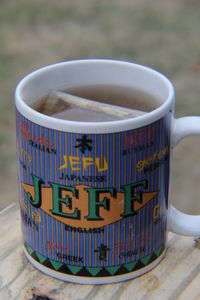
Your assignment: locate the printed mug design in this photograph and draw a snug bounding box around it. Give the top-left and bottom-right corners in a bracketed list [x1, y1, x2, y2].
[16, 110, 171, 278]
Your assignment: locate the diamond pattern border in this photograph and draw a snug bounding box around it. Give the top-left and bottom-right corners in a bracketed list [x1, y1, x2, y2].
[24, 242, 165, 277]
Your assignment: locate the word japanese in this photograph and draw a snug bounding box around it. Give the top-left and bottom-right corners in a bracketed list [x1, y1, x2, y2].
[60, 173, 106, 183]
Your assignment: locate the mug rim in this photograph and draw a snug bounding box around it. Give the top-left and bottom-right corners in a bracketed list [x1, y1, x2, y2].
[15, 59, 175, 133]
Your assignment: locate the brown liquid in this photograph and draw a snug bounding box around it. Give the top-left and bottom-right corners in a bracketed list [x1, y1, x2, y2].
[31, 85, 160, 122]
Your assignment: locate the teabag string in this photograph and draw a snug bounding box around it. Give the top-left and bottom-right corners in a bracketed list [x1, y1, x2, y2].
[31, 90, 146, 119]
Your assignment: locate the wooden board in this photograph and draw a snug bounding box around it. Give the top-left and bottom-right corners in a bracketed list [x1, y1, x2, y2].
[0, 203, 200, 300]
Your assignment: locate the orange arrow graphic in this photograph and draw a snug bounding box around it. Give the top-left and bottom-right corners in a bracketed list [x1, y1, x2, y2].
[22, 183, 157, 229]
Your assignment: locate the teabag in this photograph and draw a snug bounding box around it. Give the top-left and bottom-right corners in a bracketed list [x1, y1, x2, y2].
[31, 95, 69, 116]
[53, 106, 123, 122]
[31, 90, 146, 122]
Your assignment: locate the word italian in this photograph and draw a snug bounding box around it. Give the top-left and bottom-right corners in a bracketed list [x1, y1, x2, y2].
[20, 122, 56, 154]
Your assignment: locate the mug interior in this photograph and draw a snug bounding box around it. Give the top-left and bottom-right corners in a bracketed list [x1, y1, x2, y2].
[15, 59, 174, 133]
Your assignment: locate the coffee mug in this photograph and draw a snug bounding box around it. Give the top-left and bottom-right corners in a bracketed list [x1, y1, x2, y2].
[15, 59, 200, 284]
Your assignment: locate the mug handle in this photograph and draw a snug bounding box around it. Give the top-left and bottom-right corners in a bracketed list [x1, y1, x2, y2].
[168, 116, 200, 236]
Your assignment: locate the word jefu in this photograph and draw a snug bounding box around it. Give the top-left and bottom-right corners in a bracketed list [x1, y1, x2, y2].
[24, 175, 151, 221]
[59, 155, 108, 172]
[20, 122, 56, 154]
[136, 146, 169, 172]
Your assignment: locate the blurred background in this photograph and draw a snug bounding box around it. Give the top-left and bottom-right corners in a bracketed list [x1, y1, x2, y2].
[0, 0, 200, 214]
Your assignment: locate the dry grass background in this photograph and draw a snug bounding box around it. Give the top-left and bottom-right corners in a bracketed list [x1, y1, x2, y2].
[0, 0, 200, 213]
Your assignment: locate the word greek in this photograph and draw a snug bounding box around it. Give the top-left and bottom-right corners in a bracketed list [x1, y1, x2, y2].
[57, 253, 84, 263]
[46, 242, 84, 263]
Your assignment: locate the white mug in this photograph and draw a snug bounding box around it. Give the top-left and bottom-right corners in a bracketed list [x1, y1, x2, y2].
[15, 59, 200, 284]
